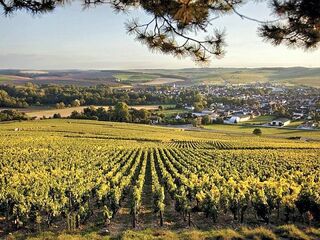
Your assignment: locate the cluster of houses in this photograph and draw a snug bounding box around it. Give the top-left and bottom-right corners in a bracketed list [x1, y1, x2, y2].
[182, 105, 318, 128]
[193, 84, 319, 128]
[137, 83, 319, 129]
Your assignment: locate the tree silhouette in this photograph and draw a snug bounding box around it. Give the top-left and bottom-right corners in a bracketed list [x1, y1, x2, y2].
[1, 0, 319, 63]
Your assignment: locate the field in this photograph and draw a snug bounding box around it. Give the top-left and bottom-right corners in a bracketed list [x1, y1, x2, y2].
[203, 124, 320, 140]
[114, 73, 160, 83]
[132, 67, 320, 87]
[0, 119, 320, 239]
[1, 67, 319, 87]
[140, 78, 185, 85]
[0, 74, 31, 83]
[240, 115, 276, 125]
[0, 105, 167, 119]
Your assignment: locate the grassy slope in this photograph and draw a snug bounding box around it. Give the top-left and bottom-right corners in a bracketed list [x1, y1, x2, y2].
[1, 68, 319, 87]
[13, 225, 320, 240]
[0, 75, 12, 82]
[114, 73, 160, 83]
[203, 123, 320, 140]
[243, 115, 276, 124]
[134, 68, 320, 87]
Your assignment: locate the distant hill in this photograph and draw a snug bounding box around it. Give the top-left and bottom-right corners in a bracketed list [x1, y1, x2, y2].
[136, 67, 320, 87]
[0, 67, 319, 87]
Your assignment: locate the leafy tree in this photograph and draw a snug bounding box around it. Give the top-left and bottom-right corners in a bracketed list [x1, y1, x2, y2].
[71, 99, 81, 107]
[193, 102, 204, 112]
[53, 113, 62, 118]
[114, 102, 130, 122]
[0, 109, 29, 121]
[201, 115, 211, 125]
[55, 102, 65, 109]
[192, 117, 202, 127]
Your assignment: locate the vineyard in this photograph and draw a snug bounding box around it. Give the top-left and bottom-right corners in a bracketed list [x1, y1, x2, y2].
[0, 119, 320, 239]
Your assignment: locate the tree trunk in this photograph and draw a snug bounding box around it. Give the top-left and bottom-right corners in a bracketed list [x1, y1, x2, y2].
[67, 213, 72, 231]
[240, 206, 247, 223]
[5, 201, 10, 231]
[240, 211, 244, 223]
[233, 211, 238, 221]
[37, 222, 41, 232]
[160, 210, 163, 227]
[188, 212, 191, 227]
[76, 214, 80, 228]
[183, 211, 187, 222]
[132, 204, 137, 228]
[46, 213, 53, 228]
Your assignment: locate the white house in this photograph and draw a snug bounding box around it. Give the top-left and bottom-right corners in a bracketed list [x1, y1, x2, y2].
[201, 109, 215, 115]
[270, 118, 291, 127]
[292, 112, 304, 120]
[185, 106, 195, 111]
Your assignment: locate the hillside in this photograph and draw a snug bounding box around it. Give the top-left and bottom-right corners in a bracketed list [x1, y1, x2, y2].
[136, 67, 320, 87]
[0, 67, 319, 87]
[1, 119, 320, 239]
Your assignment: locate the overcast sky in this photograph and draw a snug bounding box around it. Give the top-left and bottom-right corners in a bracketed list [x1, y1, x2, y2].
[0, 1, 319, 70]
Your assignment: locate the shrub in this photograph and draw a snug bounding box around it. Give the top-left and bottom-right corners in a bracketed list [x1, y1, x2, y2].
[305, 228, 320, 239]
[275, 225, 310, 240]
[152, 229, 178, 240]
[180, 230, 207, 240]
[253, 128, 262, 136]
[122, 230, 154, 240]
[207, 229, 243, 240]
[241, 227, 277, 240]
[26, 232, 56, 240]
[53, 113, 62, 119]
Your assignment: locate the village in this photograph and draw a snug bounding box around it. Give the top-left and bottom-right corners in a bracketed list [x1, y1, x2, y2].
[144, 83, 320, 130]
[1, 82, 319, 131]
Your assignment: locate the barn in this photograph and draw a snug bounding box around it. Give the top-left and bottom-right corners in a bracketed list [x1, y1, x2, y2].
[270, 118, 291, 127]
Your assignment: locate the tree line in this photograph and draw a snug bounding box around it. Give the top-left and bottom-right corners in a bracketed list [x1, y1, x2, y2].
[0, 83, 267, 111]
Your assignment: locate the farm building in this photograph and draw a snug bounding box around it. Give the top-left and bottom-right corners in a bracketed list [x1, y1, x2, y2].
[270, 118, 291, 127]
[292, 112, 304, 120]
[224, 115, 251, 124]
[184, 106, 195, 111]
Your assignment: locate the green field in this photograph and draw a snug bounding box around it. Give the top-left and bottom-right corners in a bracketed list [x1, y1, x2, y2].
[135, 67, 320, 87]
[114, 73, 160, 83]
[0, 75, 11, 82]
[158, 108, 190, 116]
[1, 68, 319, 87]
[203, 123, 320, 140]
[241, 115, 276, 125]
[1, 119, 320, 239]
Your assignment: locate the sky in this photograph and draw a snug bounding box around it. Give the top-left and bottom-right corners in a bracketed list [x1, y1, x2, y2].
[0, 1, 319, 70]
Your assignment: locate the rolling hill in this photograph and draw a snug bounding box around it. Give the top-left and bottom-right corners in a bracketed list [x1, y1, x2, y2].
[0, 67, 319, 87]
